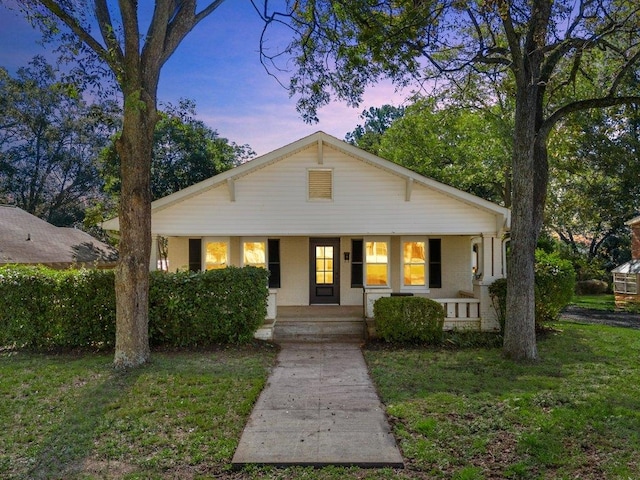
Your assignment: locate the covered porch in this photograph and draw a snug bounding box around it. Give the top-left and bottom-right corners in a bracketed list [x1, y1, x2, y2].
[254, 295, 487, 342]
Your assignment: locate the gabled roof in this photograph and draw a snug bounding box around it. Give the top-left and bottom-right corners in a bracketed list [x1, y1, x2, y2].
[612, 260, 640, 274]
[0, 205, 118, 268]
[103, 131, 510, 231]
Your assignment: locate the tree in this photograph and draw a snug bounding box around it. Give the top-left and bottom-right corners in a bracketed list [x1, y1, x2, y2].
[101, 99, 254, 203]
[377, 96, 512, 206]
[0, 57, 119, 226]
[546, 104, 640, 266]
[10, 1, 226, 368]
[258, 0, 640, 360]
[345, 104, 405, 155]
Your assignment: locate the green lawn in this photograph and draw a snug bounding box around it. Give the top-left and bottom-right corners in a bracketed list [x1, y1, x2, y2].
[0, 344, 278, 480]
[571, 294, 616, 311]
[365, 323, 640, 479]
[2, 323, 640, 479]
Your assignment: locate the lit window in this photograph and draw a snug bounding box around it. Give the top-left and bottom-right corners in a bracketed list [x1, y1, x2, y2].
[403, 241, 426, 286]
[244, 241, 266, 268]
[205, 241, 228, 270]
[365, 241, 388, 286]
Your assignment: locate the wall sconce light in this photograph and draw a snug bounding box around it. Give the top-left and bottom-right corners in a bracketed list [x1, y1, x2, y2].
[344, 252, 350, 262]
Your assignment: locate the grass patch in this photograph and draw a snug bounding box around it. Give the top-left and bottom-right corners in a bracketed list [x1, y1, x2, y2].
[571, 294, 616, 311]
[0, 343, 277, 479]
[364, 322, 640, 479]
[2, 323, 640, 479]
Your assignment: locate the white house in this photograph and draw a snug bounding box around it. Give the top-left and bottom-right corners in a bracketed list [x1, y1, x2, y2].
[103, 131, 510, 336]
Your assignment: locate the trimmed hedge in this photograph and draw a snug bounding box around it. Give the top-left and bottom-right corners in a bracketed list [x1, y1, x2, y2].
[489, 249, 576, 331]
[374, 296, 444, 343]
[0, 265, 268, 350]
[149, 267, 268, 346]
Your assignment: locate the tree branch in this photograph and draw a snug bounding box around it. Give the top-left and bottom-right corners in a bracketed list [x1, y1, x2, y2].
[541, 95, 640, 140]
[93, 0, 124, 68]
[37, 0, 111, 65]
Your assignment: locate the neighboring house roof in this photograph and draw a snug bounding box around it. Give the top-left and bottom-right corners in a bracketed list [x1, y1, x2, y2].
[0, 205, 118, 268]
[625, 216, 640, 228]
[102, 131, 511, 234]
[612, 260, 640, 274]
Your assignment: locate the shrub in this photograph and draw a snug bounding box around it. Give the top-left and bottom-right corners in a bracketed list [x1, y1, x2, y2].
[149, 266, 268, 346]
[489, 250, 576, 330]
[0, 265, 268, 350]
[534, 249, 576, 325]
[575, 279, 609, 295]
[488, 278, 507, 332]
[374, 296, 444, 343]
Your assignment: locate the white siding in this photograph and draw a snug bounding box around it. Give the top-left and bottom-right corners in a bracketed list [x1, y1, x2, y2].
[151, 144, 500, 236]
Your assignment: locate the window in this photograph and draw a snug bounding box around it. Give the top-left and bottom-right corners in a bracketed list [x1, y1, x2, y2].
[365, 240, 389, 286]
[429, 238, 442, 288]
[351, 239, 364, 288]
[613, 273, 637, 294]
[268, 239, 281, 288]
[243, 241, 266, 268]
[188, 239, 202, 272]
[315, 246, 334, 284]
[204, 241, 228, 270]
[403, 241, 426, 287]
[308, 169, 333, 200]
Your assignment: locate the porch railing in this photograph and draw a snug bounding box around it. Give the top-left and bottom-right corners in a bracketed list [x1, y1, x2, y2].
[434, 298, 481, 330]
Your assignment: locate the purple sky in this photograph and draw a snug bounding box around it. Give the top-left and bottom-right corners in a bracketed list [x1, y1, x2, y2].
[0, 2, 408, 156]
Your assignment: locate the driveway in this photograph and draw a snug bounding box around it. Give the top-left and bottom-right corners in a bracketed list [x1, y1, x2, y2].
[561, 306, 640, 329]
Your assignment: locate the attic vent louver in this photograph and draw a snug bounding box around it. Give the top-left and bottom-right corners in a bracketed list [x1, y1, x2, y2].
[308, 169, 333, 200]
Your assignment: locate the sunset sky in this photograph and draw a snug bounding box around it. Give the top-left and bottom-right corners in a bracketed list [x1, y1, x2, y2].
[0, 2, 408, 156]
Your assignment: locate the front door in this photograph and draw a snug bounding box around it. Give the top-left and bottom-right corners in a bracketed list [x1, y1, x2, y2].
[310, 238, 340, 304]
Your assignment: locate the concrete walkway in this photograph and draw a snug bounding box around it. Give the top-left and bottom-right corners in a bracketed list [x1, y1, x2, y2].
[232, 343, 404, 468]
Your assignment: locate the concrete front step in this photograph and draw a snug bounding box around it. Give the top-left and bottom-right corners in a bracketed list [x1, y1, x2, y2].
[274, 319, 365, 343]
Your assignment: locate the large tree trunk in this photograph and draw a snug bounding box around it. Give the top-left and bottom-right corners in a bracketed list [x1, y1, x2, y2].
[503, 85, 539, 361]
[113, 88, 156, 369]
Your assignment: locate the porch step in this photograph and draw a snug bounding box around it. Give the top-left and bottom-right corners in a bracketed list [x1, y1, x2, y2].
[274, 318, 365, 343]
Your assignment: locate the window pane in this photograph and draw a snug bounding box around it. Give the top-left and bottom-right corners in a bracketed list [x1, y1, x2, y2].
[366, 241, 388, 263]
[366, 264, 388, 285]
[244, 242, 266, 268]
[404, 242, 425, 263]
[404, 264, 425, 286]
[205, 242, 227, 270]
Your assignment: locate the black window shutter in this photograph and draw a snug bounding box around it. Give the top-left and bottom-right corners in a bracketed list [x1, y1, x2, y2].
[429, 238, 442, 288]
[268, 239, 281, 288]
[188, 239, 202, 272]
[351, 239, 364, 288]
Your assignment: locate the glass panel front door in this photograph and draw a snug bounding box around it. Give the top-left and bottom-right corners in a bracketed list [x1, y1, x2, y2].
[310, 238, 340, 304]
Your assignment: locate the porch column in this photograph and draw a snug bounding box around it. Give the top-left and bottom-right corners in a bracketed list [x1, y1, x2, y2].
[149, 234, 159, 271]
[473, 234, 503, 331]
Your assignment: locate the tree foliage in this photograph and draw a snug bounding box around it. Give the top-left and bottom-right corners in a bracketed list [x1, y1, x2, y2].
[345, 104, 405, 155]
[378, 96, 512, 206]
[547, 104, 640, 265]
[101, 99, 254, 203]
[0, 56, 119, 226]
